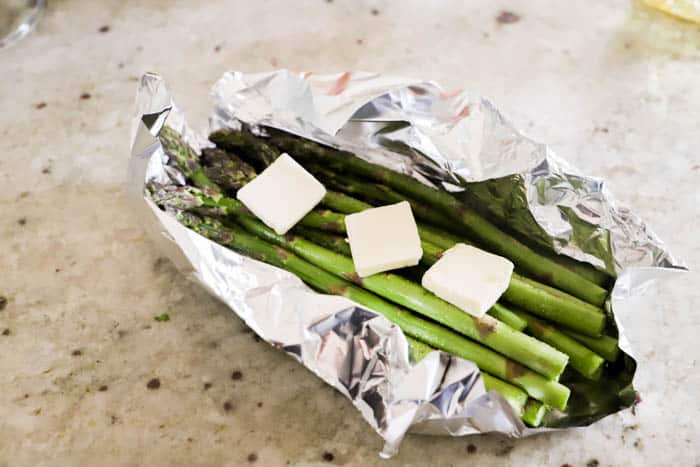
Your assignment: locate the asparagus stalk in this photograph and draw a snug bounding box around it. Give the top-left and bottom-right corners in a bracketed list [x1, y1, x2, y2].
[292, 226, 351, 256]
[204, 134, 610, 324]
[502, 275, 605, 337]
[296, 227, 528, 332]
[160, 173, 604, 338]
[321, 191, 372, 216]
[310, 165, 457, 232]
[200, 147, 257, 192]
[415, 238, 605, 337]
[482, 374, 529, 418]
[522, 400, 548, 427]
[415, 224, 464, 250]
[511, 309, 605, 380]
[562, 330, 620, 362]
[541, 251, 610, 287]
[163, 133, 583, 335]
[234, 215, 569, 380]
[159, 126, 219, 190]
[209, 129, 610, 292]
[488, 304, 528, 332]
[266, 134, 608, 306]
[176, 213, 569, 409]
[296, 208, 347, 234]
[209, 128, 281, 170]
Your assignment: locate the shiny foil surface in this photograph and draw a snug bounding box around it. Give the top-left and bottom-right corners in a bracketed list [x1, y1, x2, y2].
[128, 71, 685, 457]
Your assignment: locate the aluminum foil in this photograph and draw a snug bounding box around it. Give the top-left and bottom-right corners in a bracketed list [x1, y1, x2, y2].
[128, 70, 686, 458]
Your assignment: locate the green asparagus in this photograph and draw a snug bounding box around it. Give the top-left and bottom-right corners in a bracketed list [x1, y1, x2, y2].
[234, 214, 569, 380]
[209, 128, 281, 170]
[295, 227, 527, 332]
[487, 303, 528, 332]
[562, 329, 620, 362]
[482, 374, 529, 418]
[200, 147, 257, 192]
[511, 308, 605, 380]
[159, 126, 219, 190]
[266, 134, 608, 306]
[502, 275, 605, 337]
[522, 400, 548, 427]
[176, 212, 569, 409]
[292, 226, 351, 256]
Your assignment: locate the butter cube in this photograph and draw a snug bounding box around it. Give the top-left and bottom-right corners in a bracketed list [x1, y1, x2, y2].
[345, 201, 423, 277]
[421, 243, 513, 318]
[236, 153, 326, 235]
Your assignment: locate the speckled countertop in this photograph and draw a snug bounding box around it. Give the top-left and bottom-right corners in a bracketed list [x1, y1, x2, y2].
[1, 1, 699, 466]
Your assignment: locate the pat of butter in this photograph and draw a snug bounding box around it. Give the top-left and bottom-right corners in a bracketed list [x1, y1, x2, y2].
[236, 153, 326, 235]
[345, 201, 423, 277]
[421, 244, 513, 318]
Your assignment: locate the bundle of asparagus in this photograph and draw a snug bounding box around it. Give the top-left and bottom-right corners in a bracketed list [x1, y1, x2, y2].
[154, 126, 623, 427]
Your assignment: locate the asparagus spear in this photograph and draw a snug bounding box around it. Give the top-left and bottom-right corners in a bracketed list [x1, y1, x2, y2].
[293, 226, 351, 256]
[200, 147, 257, 192]
[321, 191, 372, 216]
[501, 275, 605, 337]
[296, 208, 347, 234]
[209, 128, 281, 171]
[265, 134, 608, 306]
[561, 330, 619, 362]
[175, 212, 569, 409]
[415, 223, 464, 250]
[310, 165, 457, 232]
[204, 132, 609, 313]
[297, 226, 528, 332]
[482, 374, 530, 418]
[511, 309, 605, 380]
[486, 304, 527, 333]
[159, 126, 219, 190]
[234, 214, 569, 380]
[522, 400, 548, 427]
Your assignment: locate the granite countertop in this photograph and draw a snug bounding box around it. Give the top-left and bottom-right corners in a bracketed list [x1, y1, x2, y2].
[1, 1, 699, 465]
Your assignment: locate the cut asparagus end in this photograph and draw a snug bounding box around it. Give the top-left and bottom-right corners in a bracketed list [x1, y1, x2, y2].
[512, 308, 605, 381]
[522, 400, 548, 427]
[173, 212, 570, 409]
[267, 133, 609, 306]
[487, 303, 528, 332]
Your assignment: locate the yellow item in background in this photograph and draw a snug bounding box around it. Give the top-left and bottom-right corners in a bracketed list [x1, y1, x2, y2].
[643, 0, 700, 23]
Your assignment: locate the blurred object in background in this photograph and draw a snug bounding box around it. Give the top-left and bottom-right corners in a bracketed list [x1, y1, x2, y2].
[621, 0, 700, 59]
[644, 0, 700, 23]
[0, 0, 45, 49]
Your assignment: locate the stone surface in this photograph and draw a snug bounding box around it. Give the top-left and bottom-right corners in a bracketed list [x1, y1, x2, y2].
[1, 0, 699, 465]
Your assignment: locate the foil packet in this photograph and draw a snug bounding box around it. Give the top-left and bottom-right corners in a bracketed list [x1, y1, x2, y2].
[127, 70, 686, 458]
